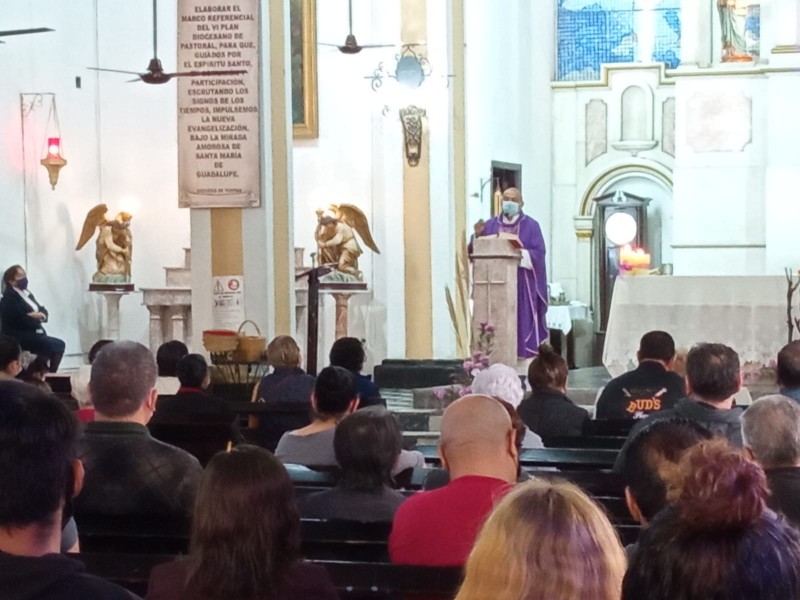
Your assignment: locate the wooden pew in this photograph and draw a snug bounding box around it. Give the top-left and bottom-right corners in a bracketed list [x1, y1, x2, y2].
[541, 435, 627, 450]
[583, 418, 635, 437]
[416, 445, 619, 470]
[74, 552, 463, 599]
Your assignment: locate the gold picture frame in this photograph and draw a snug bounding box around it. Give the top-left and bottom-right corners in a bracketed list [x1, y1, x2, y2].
[291, 0, 318, 139]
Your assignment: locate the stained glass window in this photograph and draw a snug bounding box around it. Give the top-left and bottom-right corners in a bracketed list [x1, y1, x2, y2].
[557, 0, 682, 81]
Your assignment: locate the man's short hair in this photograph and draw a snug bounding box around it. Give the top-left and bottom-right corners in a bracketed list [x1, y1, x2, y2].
[685, 343, 740, 402]
[88, 339, 113, 364]
[335, 406, 402, 492]
[0, 381, 78, 527]
[623, 418, 712, 521]
[778, 341, 800, 389]
[156, 340, 189, 377]
[90, 340, 157, 418]
[177, 354, 208, 388]
[742, 395, 800, 469]
[329, 337, 366, 372]
[314, 366, 357, 415]
[0, 334, 21, 371]
[639, 331, 676, 362]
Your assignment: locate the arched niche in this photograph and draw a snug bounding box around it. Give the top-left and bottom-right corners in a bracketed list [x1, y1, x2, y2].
[612, 84, 657, 155]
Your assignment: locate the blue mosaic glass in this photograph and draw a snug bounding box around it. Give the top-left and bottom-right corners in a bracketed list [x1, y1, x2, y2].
[557, 0, 681, 81]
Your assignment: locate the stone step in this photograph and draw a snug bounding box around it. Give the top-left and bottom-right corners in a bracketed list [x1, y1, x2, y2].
[391, 408, 439, 433]
[165, 267, 191, 287]
[402, 430, 441, 447]
[183, 248, 192, 269]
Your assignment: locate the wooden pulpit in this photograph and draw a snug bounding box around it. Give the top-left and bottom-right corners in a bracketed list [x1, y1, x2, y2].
[471, 237, 521, 366]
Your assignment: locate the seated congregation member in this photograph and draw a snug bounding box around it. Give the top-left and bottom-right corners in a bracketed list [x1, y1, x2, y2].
[249, 335, 314, 438]
[148, 445, 337, 600]
[0, 381, 137, 599]
[517, 343, 588, 437]
[275, 365, 359, 467]
[595, 330, 685, 420]
[18, 354, 52, 392]
[154, 339, 188, 396]
[76, 341, 203, 519]
[423, 397, 531, 491]
[615, 343, 744, 471]
[0, 333, 22, 380]
[151, 353, 235, 426]
[742, 394, 800, 527]
[456, 480, 626, 600]
[472, 363, 543, 448]
[390, 395, 518, 566]
[0, 265, 65, 372]
[298, 406, 407, 521]
[329, 336, 385, 408]
[778, 340, 800, 403]
[621, 418, 711, 555]
[622, 440, 800, 600]
[70, 339, 113, 423]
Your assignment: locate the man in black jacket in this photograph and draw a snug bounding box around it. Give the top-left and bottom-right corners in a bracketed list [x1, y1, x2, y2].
[595, 330, 685, 420]
[614, 343, 744, 472]
[0, 381, 138, 599]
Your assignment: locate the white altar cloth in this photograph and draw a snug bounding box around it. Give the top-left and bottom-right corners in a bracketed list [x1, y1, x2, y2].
[603, 276, 787, 377]
[546, 301, 589, 335]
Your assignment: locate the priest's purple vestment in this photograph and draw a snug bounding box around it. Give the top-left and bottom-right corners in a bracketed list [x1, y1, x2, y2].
[481, 212, 548, 358]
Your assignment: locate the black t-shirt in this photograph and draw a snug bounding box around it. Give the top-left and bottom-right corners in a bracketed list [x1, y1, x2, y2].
[595, 361, 685, 420]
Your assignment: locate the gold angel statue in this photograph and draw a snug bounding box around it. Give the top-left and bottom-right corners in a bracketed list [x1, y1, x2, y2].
[76, 204, 133, 284]
[315, 204, 380, 279]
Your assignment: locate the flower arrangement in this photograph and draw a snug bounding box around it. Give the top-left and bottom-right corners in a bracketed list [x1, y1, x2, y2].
[434, 321, 496, 404]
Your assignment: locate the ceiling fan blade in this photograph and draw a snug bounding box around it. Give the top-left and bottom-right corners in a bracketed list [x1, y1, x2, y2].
[319, 42, 342, 47]
[0, 28, 54, 37]
[167, 69, 248, 77]
[127, 78, 142, 83]
[357, 44, 396, 48]
[88, 66, 145, 75]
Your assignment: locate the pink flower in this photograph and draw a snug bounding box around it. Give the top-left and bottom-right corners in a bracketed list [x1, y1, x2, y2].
[458, 386, 472, 397]
[485, 324, 496, 334]
[462, 360, 475, 373]
[434, 388, 446, 400]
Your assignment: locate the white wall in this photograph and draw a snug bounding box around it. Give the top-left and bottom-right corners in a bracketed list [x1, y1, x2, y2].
[1, 1, 190, 367]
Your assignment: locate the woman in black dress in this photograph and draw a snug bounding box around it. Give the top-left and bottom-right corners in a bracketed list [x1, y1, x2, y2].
[0, 265, 65, 372]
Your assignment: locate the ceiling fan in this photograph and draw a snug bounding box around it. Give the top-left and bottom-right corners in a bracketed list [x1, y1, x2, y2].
[0, 28, 53, 44]
[319, 0, 396, 55]
[88, 0, 246, 84]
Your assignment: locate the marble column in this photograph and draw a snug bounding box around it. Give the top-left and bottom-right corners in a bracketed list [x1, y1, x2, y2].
[147, 306, 163, 352]
[332, 293, 351, 340]
[769, 0, 800, 57]
[99, 292, 125, 340]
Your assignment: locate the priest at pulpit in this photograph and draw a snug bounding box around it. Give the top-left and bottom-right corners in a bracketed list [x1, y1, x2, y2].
[474, 188, 548, 358]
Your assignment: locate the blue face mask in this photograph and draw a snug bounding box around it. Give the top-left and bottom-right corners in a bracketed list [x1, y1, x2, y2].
[16, 277, 29, 290]
[502, 200, 519, 217]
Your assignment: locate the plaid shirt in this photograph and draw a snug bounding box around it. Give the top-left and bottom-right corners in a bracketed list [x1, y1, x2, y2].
[76, 421, 202, 519]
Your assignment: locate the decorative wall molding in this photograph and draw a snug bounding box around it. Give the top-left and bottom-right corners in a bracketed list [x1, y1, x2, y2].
[662, 97, 676, 157]
[686, 91, 752, 153]
[585, 99, 607, 165]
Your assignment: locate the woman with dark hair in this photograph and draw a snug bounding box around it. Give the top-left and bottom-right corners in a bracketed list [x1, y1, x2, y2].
[623, 440, 800, 600]
[274, 366, 360, 467]
[0, 265, 65, 372]
[329, 337, 384, 408]
[147, 445, 337, 600]
[298, 406, 407, 521]
[517, 343, 588, 437]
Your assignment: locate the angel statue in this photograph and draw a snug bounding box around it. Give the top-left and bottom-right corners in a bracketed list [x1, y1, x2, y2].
[315, 204, 380, 280]
[76, 204, 133, 284]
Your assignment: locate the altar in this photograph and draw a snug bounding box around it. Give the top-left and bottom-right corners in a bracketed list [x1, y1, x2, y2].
[604, 276, 788, 377]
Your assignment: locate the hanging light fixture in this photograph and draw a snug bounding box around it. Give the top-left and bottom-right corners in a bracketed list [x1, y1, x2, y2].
[40, 96, 66, 190]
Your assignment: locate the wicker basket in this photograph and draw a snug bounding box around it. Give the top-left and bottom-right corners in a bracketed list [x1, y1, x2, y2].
[202, 329, 239, 354]
[233, 320, 266, 362]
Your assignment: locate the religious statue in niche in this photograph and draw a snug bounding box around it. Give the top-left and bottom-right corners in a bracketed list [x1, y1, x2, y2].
[315, 204, 380, 281]
[76, 204, 133, 284]
[717, 0, 759, 62]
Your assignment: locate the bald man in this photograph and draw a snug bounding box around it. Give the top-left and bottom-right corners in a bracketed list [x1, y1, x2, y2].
[389, 395, 518, 566]
[474, 187, 548, 358]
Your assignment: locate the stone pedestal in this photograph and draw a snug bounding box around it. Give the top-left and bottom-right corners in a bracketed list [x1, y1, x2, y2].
[142, 288, 192, 352]
[471, 237, 520, 366]
[89, 285, 133, 340]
